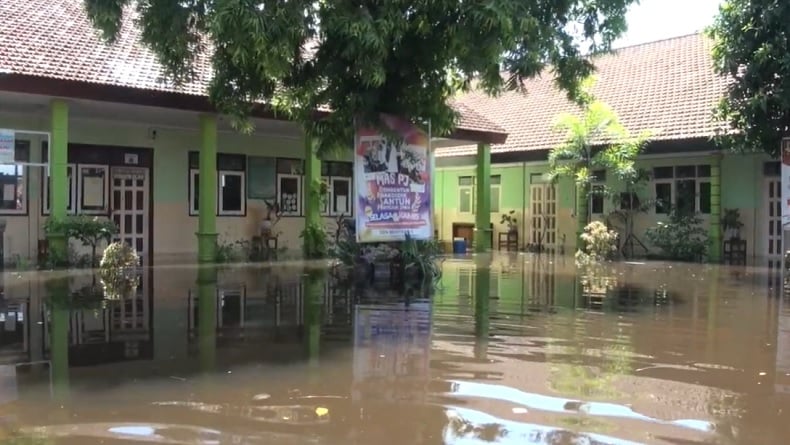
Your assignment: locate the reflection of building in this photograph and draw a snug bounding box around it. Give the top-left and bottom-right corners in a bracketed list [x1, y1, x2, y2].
[352, 302, 432, 403]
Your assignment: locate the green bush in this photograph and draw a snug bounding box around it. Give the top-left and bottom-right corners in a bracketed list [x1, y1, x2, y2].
[99, 242, 140, 300]
[300, 222, 329, 259]
[645, 210, 708, 262]
[44, 215, 118, 267]
[575, 221, 619, 266]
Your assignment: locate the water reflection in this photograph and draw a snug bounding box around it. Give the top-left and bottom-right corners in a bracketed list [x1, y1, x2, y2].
[0, 255, 787, 443]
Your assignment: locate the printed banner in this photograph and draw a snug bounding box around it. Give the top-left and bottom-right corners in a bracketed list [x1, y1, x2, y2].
[355, 115, 432, 243]
[783, 138, 790, 228]
[0, 129, 15, 164]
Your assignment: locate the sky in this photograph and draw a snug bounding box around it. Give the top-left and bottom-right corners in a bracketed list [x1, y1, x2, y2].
[613, 0, 723, 48]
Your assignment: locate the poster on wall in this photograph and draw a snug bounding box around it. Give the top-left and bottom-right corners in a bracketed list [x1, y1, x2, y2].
[782, 138, 790, 227]
[354, 115, 432, 243]
[0, 129, 15, 164]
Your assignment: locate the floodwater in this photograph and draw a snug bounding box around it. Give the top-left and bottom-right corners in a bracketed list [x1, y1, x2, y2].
[0, 253, 789, 444]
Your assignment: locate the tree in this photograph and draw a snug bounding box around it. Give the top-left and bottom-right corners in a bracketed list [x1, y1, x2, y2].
[83, 0, 636, 154]
[708, 0, 790, 156]
[548, 77, 650, 249]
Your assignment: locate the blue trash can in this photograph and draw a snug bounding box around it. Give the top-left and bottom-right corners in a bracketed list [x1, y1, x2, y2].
[452, 238, 467, 254]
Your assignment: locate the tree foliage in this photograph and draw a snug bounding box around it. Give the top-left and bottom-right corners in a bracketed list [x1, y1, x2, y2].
[548, 77, 651, 190]
[708, 0, 790, 156]
[83, 0, 636, 154]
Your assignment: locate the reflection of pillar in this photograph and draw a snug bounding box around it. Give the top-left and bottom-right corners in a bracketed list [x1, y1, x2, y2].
[303, 269, 324, 367]
[475, 264, 491, 355]
[46, 277, 71, 401]
[475, 144, 491, 252]
[197, 266, 218, 373]
[706, 266, 719, 362]
[196, 115, 218, 263]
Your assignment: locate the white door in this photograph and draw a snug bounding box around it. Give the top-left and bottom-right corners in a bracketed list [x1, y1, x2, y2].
[110, 167, 149, 265]
[530, 183, 557, 249]
[764, 177, 782, 265]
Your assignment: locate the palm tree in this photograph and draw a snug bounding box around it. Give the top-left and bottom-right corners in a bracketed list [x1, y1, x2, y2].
[548, 77, 651, 250]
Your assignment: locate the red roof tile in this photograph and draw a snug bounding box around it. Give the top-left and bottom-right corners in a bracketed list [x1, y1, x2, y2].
[436, 33, 729, 158]
[0, 0, 506, 142]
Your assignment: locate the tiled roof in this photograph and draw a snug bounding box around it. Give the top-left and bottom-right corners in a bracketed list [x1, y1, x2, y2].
[436, 33, 729, 158]
[0, 0, 506, 142]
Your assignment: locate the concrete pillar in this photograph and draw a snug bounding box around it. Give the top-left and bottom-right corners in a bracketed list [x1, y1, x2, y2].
[48, 100, 69, 261]
[196, 115, 218, 263]
[576, 184, 590, 250]
[302, 135, 322, 257]
[475, 143, 491, 252]
[709, 155, 722, 263]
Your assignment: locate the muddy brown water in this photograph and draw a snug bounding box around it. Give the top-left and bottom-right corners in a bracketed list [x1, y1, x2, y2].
[0, 254, 788, 444]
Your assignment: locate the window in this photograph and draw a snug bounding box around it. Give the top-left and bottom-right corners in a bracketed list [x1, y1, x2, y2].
[219, 171, 245, 215]
[189, 169, 199, 216]
[320, 176, 330, 214]
[188, 152, 247, 216]
[43, 164, 76, 215]
[277, 174, 302, 216]
[330, 177, 352, 216]
[458, 176, 474, 213]
[652, 164, 711, 215]
[0, 141, 29, 214]
[78, 164, 109, 214]
[321, 161, 353, 216]
[590, 169, 606, 215]
[490, 175, 501, 213]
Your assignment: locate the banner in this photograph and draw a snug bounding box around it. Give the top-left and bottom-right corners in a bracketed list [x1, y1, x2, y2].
[354, 115, 432, 243]
[0, 130, 15, 164]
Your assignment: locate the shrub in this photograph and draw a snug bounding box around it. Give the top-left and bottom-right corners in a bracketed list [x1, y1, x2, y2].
[99, 242, 139, 299]
[575, 221, 618, 266]
[645, 210, 708, 262]
[45, 215, 118, 267]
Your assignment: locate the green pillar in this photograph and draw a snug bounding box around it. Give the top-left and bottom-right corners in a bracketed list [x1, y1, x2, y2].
[303, 135, 321, 257]
[48, 100, 69, 261]
[196, 115, 218, 263]
[197, 266, 217, 373]
[708, 155, 722, 263]
[576, 184, 590, 251]
[475, 143, 491, 252]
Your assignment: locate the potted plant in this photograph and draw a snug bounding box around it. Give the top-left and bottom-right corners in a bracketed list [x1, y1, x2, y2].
[500, 210, 518, 234]
[721, 208, 744, 241]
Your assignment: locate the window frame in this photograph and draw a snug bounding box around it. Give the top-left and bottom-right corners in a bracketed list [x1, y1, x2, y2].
[458, 176, 474, 214]
[0, 141, 30, 216]
[490, 174, 501, 213]
[277, 173, 303, 217]
[329, 176, 353, 217]
[77, 164, 109, 215]
[319, 176, 330, 216]
[590, 169, 607, 216]
[42, 163, 77, 215]
[218, 170, 246, 216]
[651, 164, 712, 215]
[188, 168, 200, 216]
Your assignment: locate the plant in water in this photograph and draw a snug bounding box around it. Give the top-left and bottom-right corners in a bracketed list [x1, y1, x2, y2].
[645, 209, 709, 262]
[99, 241, 140, 300]
[45, 215, 118, 267]
[548, 76, 651, 249]
[499, 210, 518, 233]
[575, 221, 619, 266]
[301, 221, 328, 259]
[399, 234, 444, 283]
